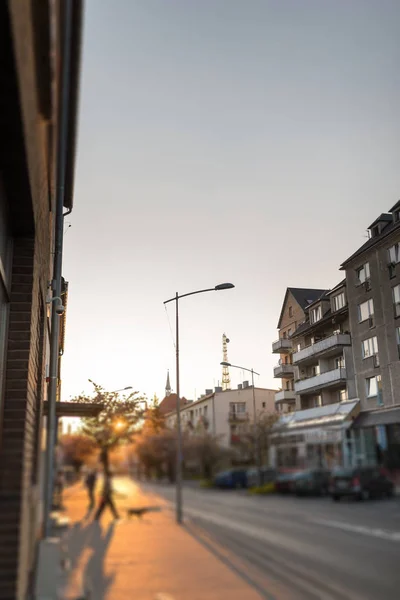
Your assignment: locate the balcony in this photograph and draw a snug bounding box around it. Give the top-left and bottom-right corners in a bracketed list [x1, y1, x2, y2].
[293, 333, 351, 365]
[272, 338, 292, 354]
[294, 367, 347, 394]
[228, 411, 249, 423]
[275, 390, 296, 404]
[274, 363, 295, 378]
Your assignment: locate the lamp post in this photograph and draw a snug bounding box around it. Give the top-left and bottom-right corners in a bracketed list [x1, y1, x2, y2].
[221, 362, 261, 483]
[164, 283, 235, 524]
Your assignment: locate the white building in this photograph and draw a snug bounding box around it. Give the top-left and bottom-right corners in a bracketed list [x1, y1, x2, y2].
[165, 382, 277, 450]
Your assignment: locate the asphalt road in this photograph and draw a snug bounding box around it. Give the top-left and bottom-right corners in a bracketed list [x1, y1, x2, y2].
[141, 482, 400, 600]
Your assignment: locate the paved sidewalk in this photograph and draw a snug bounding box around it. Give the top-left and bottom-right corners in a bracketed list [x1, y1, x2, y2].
[60, 477, 263, 600]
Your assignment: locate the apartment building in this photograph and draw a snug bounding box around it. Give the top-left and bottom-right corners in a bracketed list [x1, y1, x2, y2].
[341, 203, 400, 472]
[272, 288, 327, 413]
[165, 383, 276, 452]
[291, 280, 357, 410]
[271, 284, 360, 470]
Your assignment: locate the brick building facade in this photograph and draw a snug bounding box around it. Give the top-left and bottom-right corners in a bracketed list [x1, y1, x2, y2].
[0, 2, 82, 598]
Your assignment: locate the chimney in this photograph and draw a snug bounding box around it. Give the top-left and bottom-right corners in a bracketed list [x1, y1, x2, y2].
[238, 384, 242, 390]
[243, 380, 249, 388]
[205, 389, 213, 395]
[215, 386, 222, 393]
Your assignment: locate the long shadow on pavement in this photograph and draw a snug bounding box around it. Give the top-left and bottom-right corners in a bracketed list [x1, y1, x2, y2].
[63, 518, 116, 599]
[82, 522, 116, 599]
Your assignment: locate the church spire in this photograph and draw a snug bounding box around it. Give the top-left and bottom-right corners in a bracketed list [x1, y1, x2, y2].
[165, 370, 172, 397]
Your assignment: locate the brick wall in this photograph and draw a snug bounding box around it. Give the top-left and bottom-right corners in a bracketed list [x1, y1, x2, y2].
[0, 237, 48, 600]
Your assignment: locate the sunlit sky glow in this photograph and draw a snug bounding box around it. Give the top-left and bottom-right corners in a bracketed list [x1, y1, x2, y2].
[61, 0, 400, 403]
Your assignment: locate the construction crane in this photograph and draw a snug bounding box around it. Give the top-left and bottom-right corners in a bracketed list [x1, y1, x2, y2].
[222, 333, 231, 390]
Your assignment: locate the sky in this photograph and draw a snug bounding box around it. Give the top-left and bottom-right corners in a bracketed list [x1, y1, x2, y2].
[61, 0, 400, 403]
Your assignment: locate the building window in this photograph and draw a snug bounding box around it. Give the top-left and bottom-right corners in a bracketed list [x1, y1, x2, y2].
[339, 389, 348, 401]
[262, 401, 266, 409]
[393, 285, 400, 317]
[388, 243, 400, 265]
[366, 375, 381, 398]
[287, 328, 292, 337]
[289, 306, 293, 318]
[230, 402, 246, 414]
[335, 356, 345, 369]
[204, 405, 208, 416]
[310, 305, 322, 324]
[356, 262, 370, 284]
[311, 364, 320, 377]
[358, 299, 374, 323]
[362, 336, 378, 358]
[332, 292, 345, 312]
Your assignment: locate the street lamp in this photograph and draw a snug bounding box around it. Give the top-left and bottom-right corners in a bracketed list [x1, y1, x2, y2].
[111, 386, 133, 393]
[221, 361, 261, 483]
[164, 282, 235, 524]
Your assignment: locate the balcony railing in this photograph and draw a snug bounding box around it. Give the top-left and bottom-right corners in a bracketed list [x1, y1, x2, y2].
[273, 363, 295, 378]
[294, 367, 347, 394]
[272, 338, 292, 353]
[228, 411, 249, 422]
[293, 333, 351, 365]
[275, 390, 296, 403]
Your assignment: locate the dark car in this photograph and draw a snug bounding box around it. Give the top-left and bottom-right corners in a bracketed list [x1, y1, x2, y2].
[330, 466, 394, 501]
[294, 469, 331, 496]
[214, 468, 248, 489]
[275, 470, 303, 493]
[246, 467, 278, 488]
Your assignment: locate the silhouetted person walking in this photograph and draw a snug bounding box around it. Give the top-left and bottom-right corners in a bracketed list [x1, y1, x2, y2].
[85, 469, 97, 510]
[94, 471, 120, 521]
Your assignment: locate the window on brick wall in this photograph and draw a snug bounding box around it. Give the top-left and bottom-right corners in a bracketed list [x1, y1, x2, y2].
[289, 306, 293, 317]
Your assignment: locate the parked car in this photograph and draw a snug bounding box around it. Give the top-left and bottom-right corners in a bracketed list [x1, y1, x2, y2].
[275, 470, 303, 493]
[294, 469, 331, 496]
[330, 466, 394, 501]
[213, 468, 248, 489]
[246, 467, 278, 488]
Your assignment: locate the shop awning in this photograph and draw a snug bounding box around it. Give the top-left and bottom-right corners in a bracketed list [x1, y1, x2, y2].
[274, 400, 360, 433]
[353, 407, 400, 428]
[43, 401, 104, 418]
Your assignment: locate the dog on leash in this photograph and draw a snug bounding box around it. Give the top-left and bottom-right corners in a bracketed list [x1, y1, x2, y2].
[125, 506, 161, 519]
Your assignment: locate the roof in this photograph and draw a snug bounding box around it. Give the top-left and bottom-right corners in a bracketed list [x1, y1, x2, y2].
[43, 401, 104, 418]
[158, 393, 189, 416]
[291, 304, 348, 340]
[389, 200, 400, 213]
[326, 280, 346, 296]
[277, 288, 328, 329]
[368, 213, 392, 229]
[341, 213, 400, 269]
[353, 406, 400, 428]
[305, 290, 331, 309]
[60, 0, 84, 209]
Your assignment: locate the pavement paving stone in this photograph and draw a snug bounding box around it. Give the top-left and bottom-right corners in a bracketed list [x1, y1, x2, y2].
[60, 477, 263, 600]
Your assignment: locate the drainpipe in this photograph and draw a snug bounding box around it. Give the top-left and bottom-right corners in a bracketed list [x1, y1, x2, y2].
[43, 0, 74, 538]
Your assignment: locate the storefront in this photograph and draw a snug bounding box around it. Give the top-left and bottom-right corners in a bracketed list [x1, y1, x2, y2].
[270, 400, 360, 469]
[353, 407, 400, 475]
